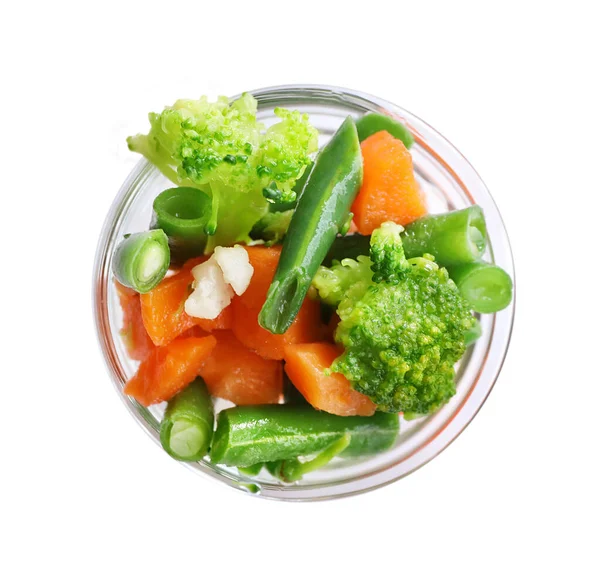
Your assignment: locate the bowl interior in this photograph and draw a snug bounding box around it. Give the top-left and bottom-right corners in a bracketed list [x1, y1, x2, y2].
[94, 85, 514, 500]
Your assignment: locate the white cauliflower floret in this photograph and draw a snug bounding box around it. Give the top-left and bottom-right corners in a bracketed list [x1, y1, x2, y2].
[184, 258, 234, 320]
[184, 245, 254, 320]
[213, 245, 254, 295]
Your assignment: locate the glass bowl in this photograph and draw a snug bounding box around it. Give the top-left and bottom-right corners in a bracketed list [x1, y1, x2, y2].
[93, 84, 515, 501]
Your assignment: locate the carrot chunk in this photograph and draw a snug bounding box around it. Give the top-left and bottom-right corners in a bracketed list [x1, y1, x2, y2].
[283, 342, 376, 416]
[231, 246, 323, 360]
[114, 281, 156, 361]
[199, 331, 283, 405]
[140, 257, 231, 346]
[352, 130, 426, 234]
[124, 336, 216, 406]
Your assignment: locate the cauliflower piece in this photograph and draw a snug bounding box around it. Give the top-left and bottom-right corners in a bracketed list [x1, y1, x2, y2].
[213, 245, 254, 295]
[185, 258, 234, 320]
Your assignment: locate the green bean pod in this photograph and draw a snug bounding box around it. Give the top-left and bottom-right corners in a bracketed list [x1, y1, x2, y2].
[150, 187, 212, 263]
[210, 405, 399, 467]
[259, 117, 363, 334]
[159, 378, 214, 462]
[112, 229, 170, 293]
[447, 261, 513, 313]
[355, 112, 414, 148]
[401, 206, 487, 267]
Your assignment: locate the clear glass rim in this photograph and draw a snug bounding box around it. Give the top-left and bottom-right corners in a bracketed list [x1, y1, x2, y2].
[92, 84, 515, 501]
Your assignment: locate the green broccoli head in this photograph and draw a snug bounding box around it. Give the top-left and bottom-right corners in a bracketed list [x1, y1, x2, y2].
[127, 94, 318, 249]
[370, 221, 410, 283]
[312, 227, 476, 414]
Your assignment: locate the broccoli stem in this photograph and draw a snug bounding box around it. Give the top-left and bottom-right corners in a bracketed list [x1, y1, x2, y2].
[259, 117, 363, 334]
[112, 230, 170, 293]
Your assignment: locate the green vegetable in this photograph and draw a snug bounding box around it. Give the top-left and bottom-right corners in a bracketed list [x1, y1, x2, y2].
[150, 187, 212, 263]
[210, 405, 399, 467]
[159, 378, 214, 461]
[324, 206, 487, 269]
[312, 223, 476, 414]
[402, 206, 487, 267]
[249, 209, 294, 246]
[355, 112, 414, 148]
[267, 434, 351, 482]
[238, 463, 264, 476]
[259, 117, 363, 334]
[464, 318, 482, 346]
[112, 229, 170, 293]
[268, 161, 314, 213]
[128, 94, 317, 251]
[447, 261, 513, 313]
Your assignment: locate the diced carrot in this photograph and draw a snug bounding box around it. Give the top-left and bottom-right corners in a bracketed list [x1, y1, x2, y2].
[199, 331, 283, 405]
[114, 281, 155, 361]
[352, 130, 427, 234]
[231, 246, 324, 360]
[124, 335, 216, 406]
[140, 256, 232, 346]
[283, 342, 376, 417]
[196, 306, 233, 333]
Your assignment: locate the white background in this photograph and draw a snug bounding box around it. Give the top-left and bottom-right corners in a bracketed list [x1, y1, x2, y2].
[2, 1, 599, 576]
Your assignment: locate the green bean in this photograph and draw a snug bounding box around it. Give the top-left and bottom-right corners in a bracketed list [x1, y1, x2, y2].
[112, 229, 170, 293]
[402, 206, 487, 267]
[159, 378, 214, 461]
[150, 186, 212, 263]
[447, 261, 513, 313]
[355, 112, 414, 148]
[237, 463, 264, 476]
[210, 405, 399, 467]
[259, 117, 363, 334]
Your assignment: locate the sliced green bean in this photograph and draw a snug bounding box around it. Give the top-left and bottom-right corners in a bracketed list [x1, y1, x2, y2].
[355, 112, 414, 148]
[259, 117, 363, 334]
[402, 206, 487, 267]
[159, 378, 214, 461]
[238, 463, 264, 476]
[210, 405, 399, 467]
[151, 186, 212, 263]
[447, 261, 513, 313]
[112, 229, 170, 293]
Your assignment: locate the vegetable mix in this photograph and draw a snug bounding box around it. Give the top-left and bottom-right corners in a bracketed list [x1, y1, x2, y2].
[112, 93, 513, 482]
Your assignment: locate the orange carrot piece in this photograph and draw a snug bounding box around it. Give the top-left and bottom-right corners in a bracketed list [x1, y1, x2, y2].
[114, 281, 156, 361]
[352, 130, 427, 234]
[231, 246, 324, 360]
[199, 331, 283, 405]
[124, 335, 216, 406]
[140, 256, 232, 346]
[283, 342, 376, 416]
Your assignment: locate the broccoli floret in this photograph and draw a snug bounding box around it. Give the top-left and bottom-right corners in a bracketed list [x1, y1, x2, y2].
[250, 209, 295, 246]
[370, 221, 410, 283]
[312, 224, 475, 414]
[127, 94, 318, 250]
